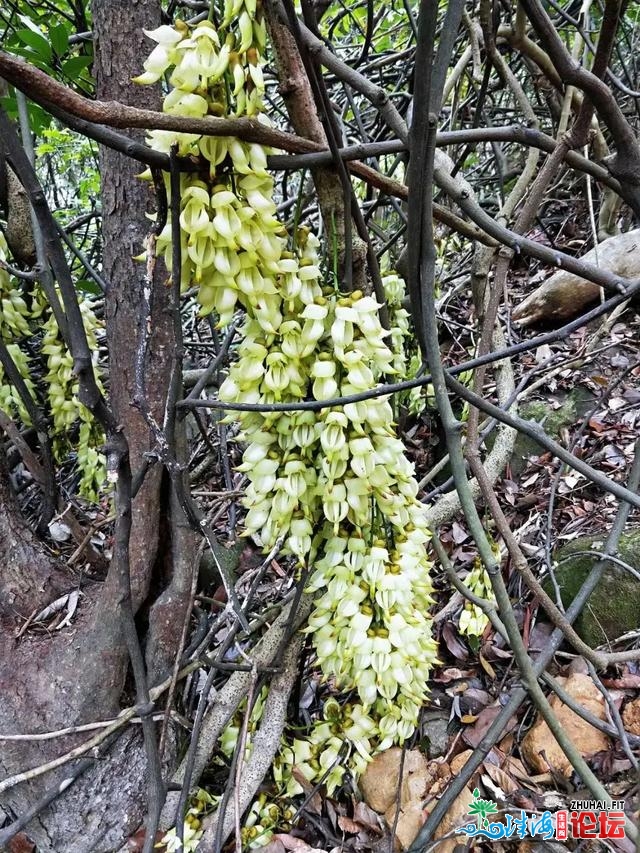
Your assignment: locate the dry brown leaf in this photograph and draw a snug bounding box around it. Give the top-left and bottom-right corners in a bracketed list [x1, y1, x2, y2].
[603, 674, 640, 688]
[337, 815, 362, 834]
[352, 801, 384, 834]
[498, 733, 514, 755]
[290, 766, 322, 814]
[482, 762, 519, 795]
[259, 840, 286, 853]
[622, 698, 640, 735]
[441, 623, 469, 660]
[463, 704, 517, 749]
[459, 714, 477, 724]
[274, 834, 317, 851]
[449, 748, 474, 776]
[503, 755, 534, 785]
[479, 652, 496, 679]
[521, 672, 609, 776]
[434, 667, 474, 683]
[325, 800, 338, 831]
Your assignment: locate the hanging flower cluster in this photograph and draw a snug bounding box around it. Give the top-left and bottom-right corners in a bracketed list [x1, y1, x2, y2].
[0, 343, 35, 425]
[458, 557, 495, 637]
[137, 3, 438, 819]
[274, 697, 380, 796]
[163, 689, 296, 850]
[39, 297, 106, 502]
[380, 269, 430, 415]
[0, 237, 32, 343]
[0, 237, 34, 421]
[0, 234, 105, 500]
[161, 787, 217, 853]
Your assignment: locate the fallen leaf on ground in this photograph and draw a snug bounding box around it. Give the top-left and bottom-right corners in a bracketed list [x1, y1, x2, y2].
[260, 840, 286, 853]
[449, 749, 474, 776]
[274, 834, 323, 851]
[351, 801, 384, 834]
[463, 704, 517, 748]
[622, 697, 640, 735]
[337, 815, 362, 834]
[482, 762, 519, 796]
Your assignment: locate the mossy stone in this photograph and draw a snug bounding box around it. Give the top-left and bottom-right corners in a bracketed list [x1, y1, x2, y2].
[544, 532, 640, 647]
[510, 389, 595, 477]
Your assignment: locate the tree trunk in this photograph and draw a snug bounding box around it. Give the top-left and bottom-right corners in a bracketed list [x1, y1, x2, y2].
[0, 2, 183, 850]
[0, 437, 148, 852]
[92, 0, 174, 613]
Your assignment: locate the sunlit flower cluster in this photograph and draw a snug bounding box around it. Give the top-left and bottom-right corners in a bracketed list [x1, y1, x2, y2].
[161, 788, 216, 853]
[306, 527, 437, 720]
[381, 269, 428, 414]
[381, 271, 410, 375]
[0, 343, 35, 424]
[275, 698, 379, 796]
[134, 0, 267, 141]
[170, 689, 295, 850]
[0, 234, 33, 421]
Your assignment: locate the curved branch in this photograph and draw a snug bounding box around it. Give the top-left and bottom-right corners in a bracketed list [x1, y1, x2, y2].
[0, 50, 320, 154]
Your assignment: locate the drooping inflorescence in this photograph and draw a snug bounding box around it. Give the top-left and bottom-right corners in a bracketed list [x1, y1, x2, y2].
[136, 3, 438, 842]
[0, 232, 105, 501]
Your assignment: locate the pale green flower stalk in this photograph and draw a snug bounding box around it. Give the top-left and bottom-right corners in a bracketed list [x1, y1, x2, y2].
[0, 234, 35, 424]
[0, 344, 35, 425]
[0, 235, 32, 342]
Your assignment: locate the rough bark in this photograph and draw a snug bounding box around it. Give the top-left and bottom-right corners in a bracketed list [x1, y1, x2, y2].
[0, 3, 184, 850]
[0, 437, 146, 852]
[92, 0, 174, 612]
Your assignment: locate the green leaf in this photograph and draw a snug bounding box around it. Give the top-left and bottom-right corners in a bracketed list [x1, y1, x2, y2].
[50, 24, 70, 57]
[62, 55, 93, 80]
[18, 13, 46, 36]
[0, 94, 51, 136]
[75, 279, 101, 296]
[16, 28, 53, 64]
[28, 102, 52, 136]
